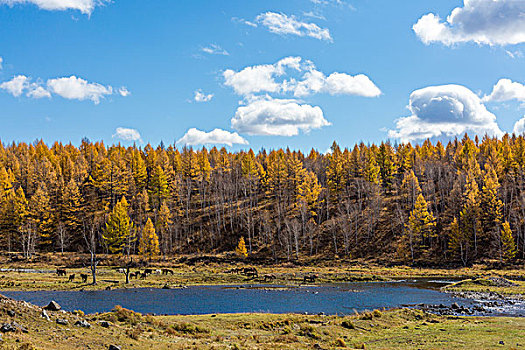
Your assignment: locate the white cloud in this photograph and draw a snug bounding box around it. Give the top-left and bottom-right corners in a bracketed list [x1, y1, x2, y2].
[113, 127, 142, 142]
[0, 0, 109, 14]
[483, 79, 525, 103]
[118, 86, 130, 97]
[27, 85, 51, 98]
[388, 84, 503, 142]
[194, 89, 213, 103]
[223, 56, 381, 98]
[223, 57, 302, 96]
[201, 44, 229, 56]
[413, 0, 525, 46]
[0, 75, 52, 98]
[255, 12, 332, 42]
[177, 128, 248, 146]
[0, 57, 3, 70]
[47, 75, 113, 104]
[514, 116, 525, 135]
[1, 74, 127, 103]
[231, 96, 330, 136]
[0, 75, 30, 97]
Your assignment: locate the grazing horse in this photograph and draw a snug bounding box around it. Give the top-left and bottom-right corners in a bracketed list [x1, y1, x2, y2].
[263, 274, 276, 282]
[139, 272, 148, 280]
[303, 274, 318, 283]
[162, 268, 174, 275]
[68, 274, 75, 282]
[56, 268, 67, 276]
[80, 273, 88, 283]
[144, 268, 153, 275]
[242, 267, 258, 278]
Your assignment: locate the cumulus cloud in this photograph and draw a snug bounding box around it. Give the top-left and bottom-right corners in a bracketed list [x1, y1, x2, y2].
[255, 12, 332, 42]
[27, 85, 51, 98]
[0, 0, 110, 14]
[483, 78, 525, 103]
[388, 84, 503, 142]
[223, 57, 302, 96]
[413, 0, 525, 46]
[177, 128, 248, 146]
[194, 89, 213, 103]
[113, 127, 142, 142]
[514, 117, 525, 135]
[201, 44, 229, 56]
[0, 75, 30, 97]
[1, 74, 128, 103]
[47, 75, 113, 104]
[223, 56, 381, 98]
[118, 87, 130, 97]
[231, 96, 330, 136]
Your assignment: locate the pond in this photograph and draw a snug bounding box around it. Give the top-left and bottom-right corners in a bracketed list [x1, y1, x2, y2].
[2, 280, 523, 316]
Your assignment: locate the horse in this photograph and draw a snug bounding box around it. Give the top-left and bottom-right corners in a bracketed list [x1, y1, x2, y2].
[303, 274, 318, 283]
[263, 274, 276, 282]
[80, 273, 88, 283]
[162, 268, 174, 275]
[68, 274, 75, 282]
[242, 267, 258, 278]
[56, 268, 67, 276]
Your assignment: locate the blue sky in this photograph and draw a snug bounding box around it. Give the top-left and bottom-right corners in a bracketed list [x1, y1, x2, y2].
[1, 0, 525, 151]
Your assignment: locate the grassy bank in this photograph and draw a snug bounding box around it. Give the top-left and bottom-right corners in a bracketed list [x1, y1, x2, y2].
[442, 278, 525, 297]
[0, 293, 524, 350]
[0, 253, 524, 294]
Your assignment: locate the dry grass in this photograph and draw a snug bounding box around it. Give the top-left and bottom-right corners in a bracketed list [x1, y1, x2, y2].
[0, 293, 524, 349]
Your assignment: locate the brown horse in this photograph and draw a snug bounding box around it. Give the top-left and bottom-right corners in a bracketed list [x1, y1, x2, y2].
[68, 274, 75, 282]
[80, 273, 88, 283]
[56, 268, 67, 276]
[303, 274, 318, 283]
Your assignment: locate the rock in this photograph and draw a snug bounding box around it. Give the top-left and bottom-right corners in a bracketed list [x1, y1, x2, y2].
[6, 310, 15, 317]
[499, 341, 505, 345]
[74, 320, 91, 328]
[1, 322, 27, 333]
[41, 310, 50, 321]
[451, 302, 460, 309]
[162, 284, 171, 289]
[45, 301, 61, 311]
[99, 321, 111, 328]
[12, 322, 28, 333]
[56, 318, 69, 325]
[108, 345, 121, 350]
[0, 323, 15, 333]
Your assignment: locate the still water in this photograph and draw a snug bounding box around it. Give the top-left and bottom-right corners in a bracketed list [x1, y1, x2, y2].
[2, 280, 521, 316]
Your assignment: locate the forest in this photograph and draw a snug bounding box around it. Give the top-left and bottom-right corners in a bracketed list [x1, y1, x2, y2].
[0, 133, 523, 266]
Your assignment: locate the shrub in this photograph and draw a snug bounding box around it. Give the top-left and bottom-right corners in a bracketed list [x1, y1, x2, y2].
[112, 305, 143, 325]
[372, 309, 382, 318]
[336, 338, 347, 347]
[341, 320, 355, 329]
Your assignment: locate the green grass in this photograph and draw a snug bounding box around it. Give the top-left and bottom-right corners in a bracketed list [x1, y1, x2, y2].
[443, 278, 525, 296]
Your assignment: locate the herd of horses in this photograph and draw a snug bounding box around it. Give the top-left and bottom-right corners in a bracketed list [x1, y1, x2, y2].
[55, 267, 319, 284]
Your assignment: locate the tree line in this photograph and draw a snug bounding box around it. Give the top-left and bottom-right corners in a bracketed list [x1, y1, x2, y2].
[0, 134, 522, 265]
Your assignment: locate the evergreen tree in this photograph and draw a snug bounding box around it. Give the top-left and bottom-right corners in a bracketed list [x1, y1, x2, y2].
[29, 185, 55, 249]
[156, 202, 172, 254]
[138, 218, 159, 260]
[235, 236, 248, 258]
[404, 194, 435, 262]
[480, 164, 503, 257]
[103, 196, 134, 254]
[500, 221, 517, 262]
